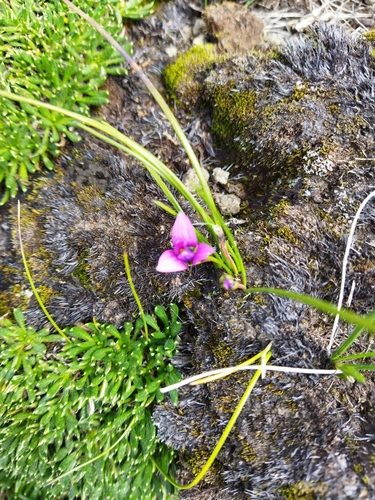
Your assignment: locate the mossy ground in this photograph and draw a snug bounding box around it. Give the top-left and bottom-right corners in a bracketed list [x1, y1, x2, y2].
[155, 23, 375, 500]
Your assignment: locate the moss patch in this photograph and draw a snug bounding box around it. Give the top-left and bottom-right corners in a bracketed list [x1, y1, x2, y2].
[163, 44, 224, 107]
[279, 481, 327, 499]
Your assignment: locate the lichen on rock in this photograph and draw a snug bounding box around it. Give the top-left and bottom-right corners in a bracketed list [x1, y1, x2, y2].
[153, 22, 375, 499]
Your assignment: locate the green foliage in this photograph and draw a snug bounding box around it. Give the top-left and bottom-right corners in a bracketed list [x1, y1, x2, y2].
[118, 0, 154, 19]
[0, 305, 181, 499]
[0, 0, 153, 204]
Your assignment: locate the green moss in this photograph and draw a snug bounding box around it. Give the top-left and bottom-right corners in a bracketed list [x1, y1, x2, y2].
[76, 185, 105, 211]
[363, 31, 375, 42]
[0, 282, 30, 317]
[238, 438, 258, 462]
[35, 285, 56, 306]
[291, 82, 309, 101]
[276, 226, 300, 245]
[185, 448, 223, 485]
[211, 87, 257, 149]
[163, 44, 222, 106]
[279, 481, 327, 500]
[72, 249, 92, 290]
[269, 199, 291, 219]
[211, 340, 234, 365]
[0, 296, 12, 318]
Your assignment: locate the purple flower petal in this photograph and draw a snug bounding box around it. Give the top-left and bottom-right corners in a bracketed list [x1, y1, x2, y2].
[156, 249, 189, 273]
[192, 242, 215, 265]
[171, 212, 197, 248]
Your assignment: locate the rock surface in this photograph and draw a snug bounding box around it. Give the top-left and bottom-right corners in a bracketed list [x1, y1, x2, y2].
[203, 2, 264, 53]
[154, 21, 375, 500]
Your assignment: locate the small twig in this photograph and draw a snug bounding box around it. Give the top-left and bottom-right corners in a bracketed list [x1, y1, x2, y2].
[161, 364, 340, 393]
[328, 190, 375, 353]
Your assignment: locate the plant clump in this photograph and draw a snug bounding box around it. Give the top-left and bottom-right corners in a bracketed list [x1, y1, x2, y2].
[0, 306, 181, 499]
[0, 0, 154, 204]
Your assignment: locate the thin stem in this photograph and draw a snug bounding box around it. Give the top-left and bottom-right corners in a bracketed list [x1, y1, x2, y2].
[17, 201, 71, 343]
[244, 287, 375, 334]
[334, 351, 375, 362]
[161, 345, 271, 392]
[123, 252, 148, 339]
[161, 363, 339, 393]
[328, 190, 375, 353]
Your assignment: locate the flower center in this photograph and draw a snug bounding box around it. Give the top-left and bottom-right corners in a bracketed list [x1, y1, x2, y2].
[177, 246, 196, 263]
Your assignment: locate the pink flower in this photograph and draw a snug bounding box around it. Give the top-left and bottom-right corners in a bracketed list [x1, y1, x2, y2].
[220, 273, 245, 291]
[222, 277, 234, 290]
[156, 212, 215, 273]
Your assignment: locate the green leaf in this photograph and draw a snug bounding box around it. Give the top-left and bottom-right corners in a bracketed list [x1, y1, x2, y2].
[151, 331, 166, 339]
[169, 389, 178, 405]
[332, 307, 375, 360]
[170, 320, 182, 337]
[40, 334, 66, 342]
[11, 411, 32, 422]
[54, 447, 69, 463]
[113, 409, 133, 428]
[47, 380, 63, 398]
[334, 351, 375, 362]
[164, 339, 175, 352]
[145, 314, 159, 331]
[13, 308, 26, 329]
[146, 380, 160, 393]
[134, 389, 148, 402]
[65, 412, 78, 433]
[66, 326, 93, 342]
[154, 305, 169, 328]
[58, 453, 76, 472]
[65, 342, 95, 357]
[122, 322, 133, 343]
[336, 364, 366, 383]
[104, 324, 122, 340]
[91, 347, 113, 361]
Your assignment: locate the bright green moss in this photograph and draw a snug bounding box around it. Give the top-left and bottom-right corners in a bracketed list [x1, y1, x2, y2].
[0, 0, 145, 204]
[363, 30, 375, 42]
[163, 44, 222, 106]
[72, 249, 92, 290]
